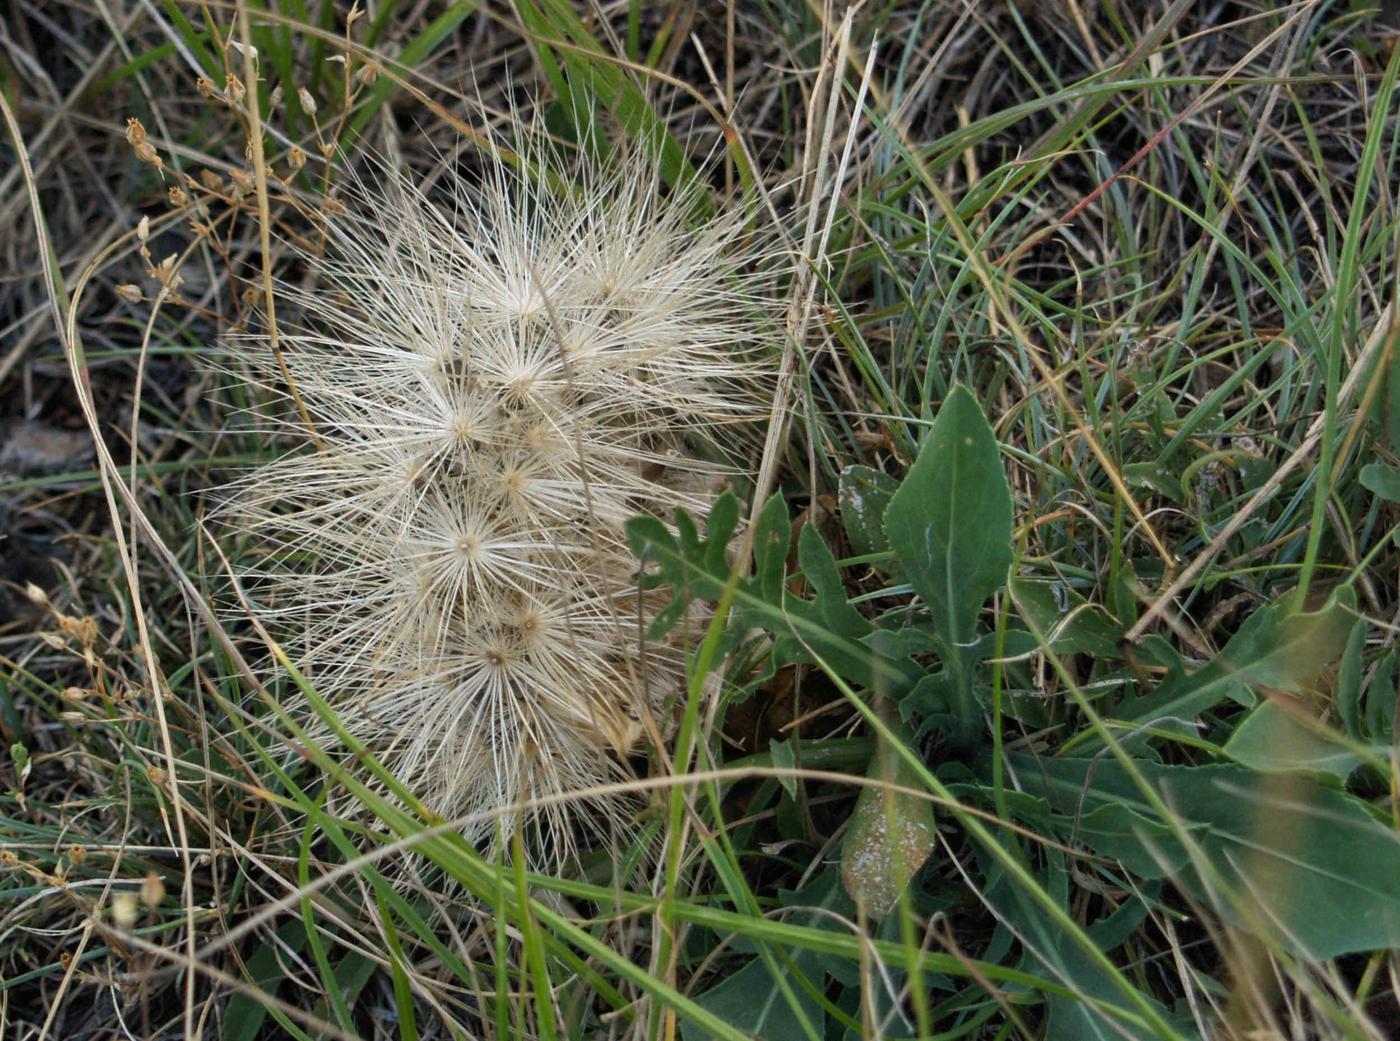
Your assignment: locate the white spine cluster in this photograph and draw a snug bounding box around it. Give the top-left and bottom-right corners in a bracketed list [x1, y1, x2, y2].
[224, 134, 771, 856]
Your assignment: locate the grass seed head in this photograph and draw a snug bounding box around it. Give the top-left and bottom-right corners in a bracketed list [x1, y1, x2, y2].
[220, 124, 776, 862]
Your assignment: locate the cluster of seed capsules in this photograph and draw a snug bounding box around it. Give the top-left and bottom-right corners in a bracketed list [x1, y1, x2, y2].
[225, 137, 773, 856]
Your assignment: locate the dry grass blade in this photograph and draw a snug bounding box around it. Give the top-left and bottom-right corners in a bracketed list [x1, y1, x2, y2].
[0, 82, 203, 1038]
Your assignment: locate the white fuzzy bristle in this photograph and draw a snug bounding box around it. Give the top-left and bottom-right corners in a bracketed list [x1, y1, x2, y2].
[219, 126, 774, 861]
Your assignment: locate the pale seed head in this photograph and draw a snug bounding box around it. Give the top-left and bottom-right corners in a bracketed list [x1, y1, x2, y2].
[218, 117, 777, 864]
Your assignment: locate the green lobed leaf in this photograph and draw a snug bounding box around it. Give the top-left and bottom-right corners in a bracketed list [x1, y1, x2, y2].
[626, 496, 922, 695]
[777, 525, 873, 661]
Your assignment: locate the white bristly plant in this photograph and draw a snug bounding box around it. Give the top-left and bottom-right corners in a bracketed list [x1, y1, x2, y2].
[219, 122, 775, 861]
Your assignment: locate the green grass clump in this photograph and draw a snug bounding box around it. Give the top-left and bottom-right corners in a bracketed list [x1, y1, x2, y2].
[4, 2, 1400, 1039]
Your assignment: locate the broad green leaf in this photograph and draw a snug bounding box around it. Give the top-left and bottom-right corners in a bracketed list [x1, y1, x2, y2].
[692, 949, 822, 1040]
[884, 384, 1014, 651]
[1074, 804, 1194, 877]
[1336, 619, 1366, 740]
[752, 492, 792, 605]
[838, 464, 898, 557]
[884, 385, 1013, 748]
[1211, 586, 1356, 691]
[1085, 586, 1357, 749]
[1011, 756, 1400, 960]
[1224, 699, 1362, 782]
[1365, 649, 1396, 740]
[1360, 461, 1400, 503]
[685, 872, 849, 1041]
[1123, 461, 1184, 503]
[840, 735, 937, 919]
[1010, 578, 1124, 658]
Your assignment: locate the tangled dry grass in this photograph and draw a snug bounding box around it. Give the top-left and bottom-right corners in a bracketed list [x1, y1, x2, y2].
[5, 2, 1400, 1040]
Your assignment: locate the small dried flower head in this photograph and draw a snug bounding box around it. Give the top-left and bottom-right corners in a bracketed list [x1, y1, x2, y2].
[296, 85, 317, 116]
[225, 74, 246, 106]
[111, 893, 138, 928]
[140, 871, 165, 909]
[228, 168, 253, 200]
[220, 123, 776, 860]
[152, 253, 183, 291]
[127, 119, 163, 170]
